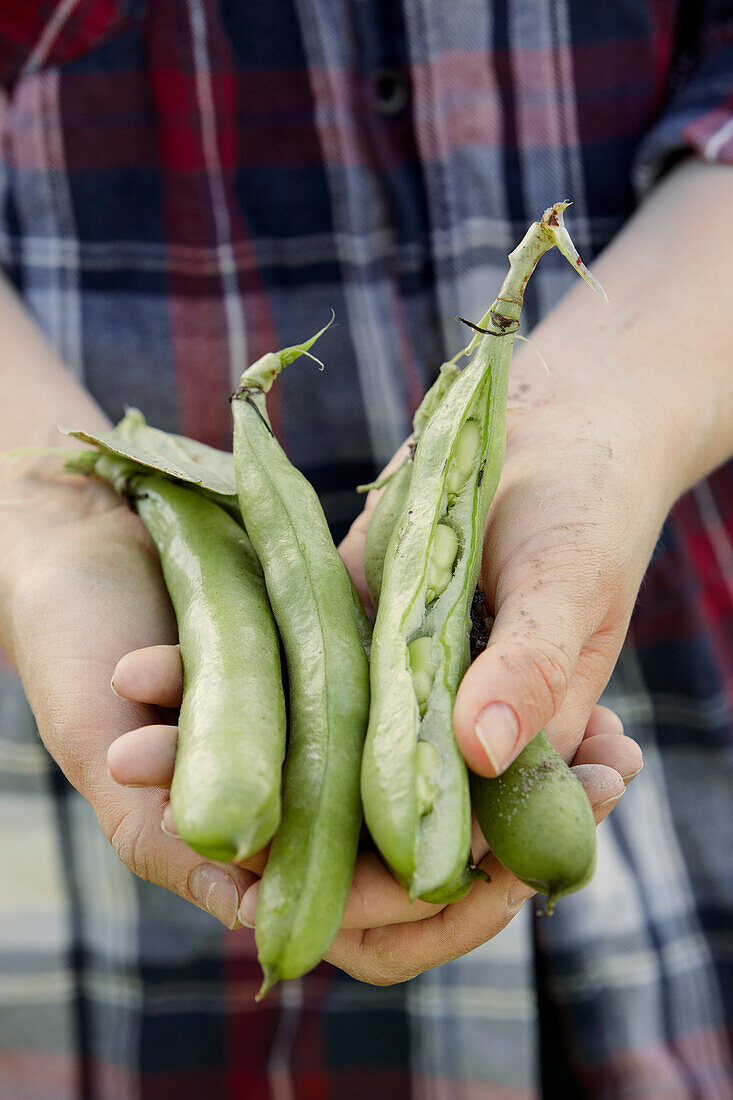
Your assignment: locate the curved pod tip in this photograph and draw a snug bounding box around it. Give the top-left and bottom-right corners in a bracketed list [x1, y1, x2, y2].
[539, 201, 608, 302]
[256, 967, 279, 1002]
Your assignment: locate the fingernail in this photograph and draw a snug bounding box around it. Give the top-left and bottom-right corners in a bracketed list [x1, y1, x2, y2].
[239, 882, 259, 929]
[161, 805, 179, 838]
[622, 765, 643, 783]
[475, 703, 520, 774]
[189, 864, 240, 929]
[110, 675, 121, 698]
[597, 787, 625, 811]
[507, 879, 535, 913]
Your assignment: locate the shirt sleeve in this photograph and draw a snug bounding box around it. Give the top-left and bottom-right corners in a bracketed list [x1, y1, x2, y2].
[633, 1, 733, 194]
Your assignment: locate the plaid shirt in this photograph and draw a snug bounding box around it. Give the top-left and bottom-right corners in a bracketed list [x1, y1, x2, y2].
[1, 2, 733, 1097]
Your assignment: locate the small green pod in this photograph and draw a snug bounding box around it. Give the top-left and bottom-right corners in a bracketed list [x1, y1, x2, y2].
[470, 729, 597, 913]
[132, 475, 287, 863]
[364, 459, 413, 607]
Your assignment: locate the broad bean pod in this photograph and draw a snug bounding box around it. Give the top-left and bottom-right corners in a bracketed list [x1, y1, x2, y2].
[93, 457, 288, 861]
[230, 330, 371, 997]
[471, 729, 597, 912]
[362, 363, 461, 608]
[361, 203, 604, 901]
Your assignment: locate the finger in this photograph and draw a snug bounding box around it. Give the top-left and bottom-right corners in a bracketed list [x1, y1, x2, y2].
[101, 787, 257, 929]
[572, 761, 626, 822]
[453, 580, 594, 776]
[324, 856, 530, 985]
[572, 734, 643, 782]
[542, 696, 626, 766]
[107, 724, 178, 788]
[340, 851, 443, 930]
[339, 508, 372, 611]
[583, 704, 625, 738]
[238, 851, 440, 934]
[112, 644, 183, 707]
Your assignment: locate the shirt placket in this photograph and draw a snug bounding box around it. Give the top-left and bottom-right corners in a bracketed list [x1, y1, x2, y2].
[292, 0, 427, 466]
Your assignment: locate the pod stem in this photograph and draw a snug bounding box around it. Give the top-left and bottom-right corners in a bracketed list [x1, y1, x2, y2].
[233, 313, 334, 396]
[545, 891, 560, 916]
[461, 201, 606, 357]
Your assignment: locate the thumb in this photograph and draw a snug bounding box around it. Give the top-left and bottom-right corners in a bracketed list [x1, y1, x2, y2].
[453, 588, 584, 777]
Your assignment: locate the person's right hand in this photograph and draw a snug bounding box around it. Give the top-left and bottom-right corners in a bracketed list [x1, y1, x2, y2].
[0, 456, 258, 927]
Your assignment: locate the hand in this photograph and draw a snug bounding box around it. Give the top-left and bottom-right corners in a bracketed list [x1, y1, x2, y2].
[341, 346, 670, 779]
[0, 458, 259, 927]
[324, 705, 640, 984]
[343, 162, 733, 783]
[110, 645, 641, 983]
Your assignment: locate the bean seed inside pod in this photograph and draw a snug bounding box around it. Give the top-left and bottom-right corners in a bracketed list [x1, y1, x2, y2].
[425, 523, 459, 604]
[446, 418, 481, 497]
[407, 636, 438, 715]
[415, 740, 440, 816]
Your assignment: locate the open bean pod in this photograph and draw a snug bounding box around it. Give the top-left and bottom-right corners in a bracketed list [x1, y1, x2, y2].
[362, 202, 605, 902]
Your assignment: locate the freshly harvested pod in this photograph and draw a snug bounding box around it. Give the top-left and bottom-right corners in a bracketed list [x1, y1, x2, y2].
[87, 457, 287, 862]
[362, 361, 462, 608]
[230, 328, 370, 996]
[361, 202, 605, 902]
[471, 730, 597, 913]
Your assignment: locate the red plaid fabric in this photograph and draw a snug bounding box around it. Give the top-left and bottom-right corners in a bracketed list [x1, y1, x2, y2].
[0, 2, 732, 1097]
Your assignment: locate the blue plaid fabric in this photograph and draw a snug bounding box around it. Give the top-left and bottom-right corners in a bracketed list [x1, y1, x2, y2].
[1, 1, 732, 1096]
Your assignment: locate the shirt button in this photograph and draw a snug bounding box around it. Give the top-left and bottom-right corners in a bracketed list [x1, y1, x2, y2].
[373, 67, 409, 117]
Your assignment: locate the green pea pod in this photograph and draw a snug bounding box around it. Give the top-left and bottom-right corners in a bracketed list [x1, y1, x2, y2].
[230, 326, 370, 997]
[362, 361, 463, 608]
[470, 730, 597, 913]
[101, 463, 287, 862]
[362, 203, 605, 901]
[364, 459, 412, 606]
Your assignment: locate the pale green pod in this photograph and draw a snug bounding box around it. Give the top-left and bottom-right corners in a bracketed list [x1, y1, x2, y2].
[470, 729, 597, 913]
[131, 474, 286, 863]
[362, 204, 604, 903]
[364, 459, 413, 606]
[231, 327, 370, 997]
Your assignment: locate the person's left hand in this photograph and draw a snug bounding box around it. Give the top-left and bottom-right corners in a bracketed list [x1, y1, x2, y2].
[109, 645, 641, 983]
